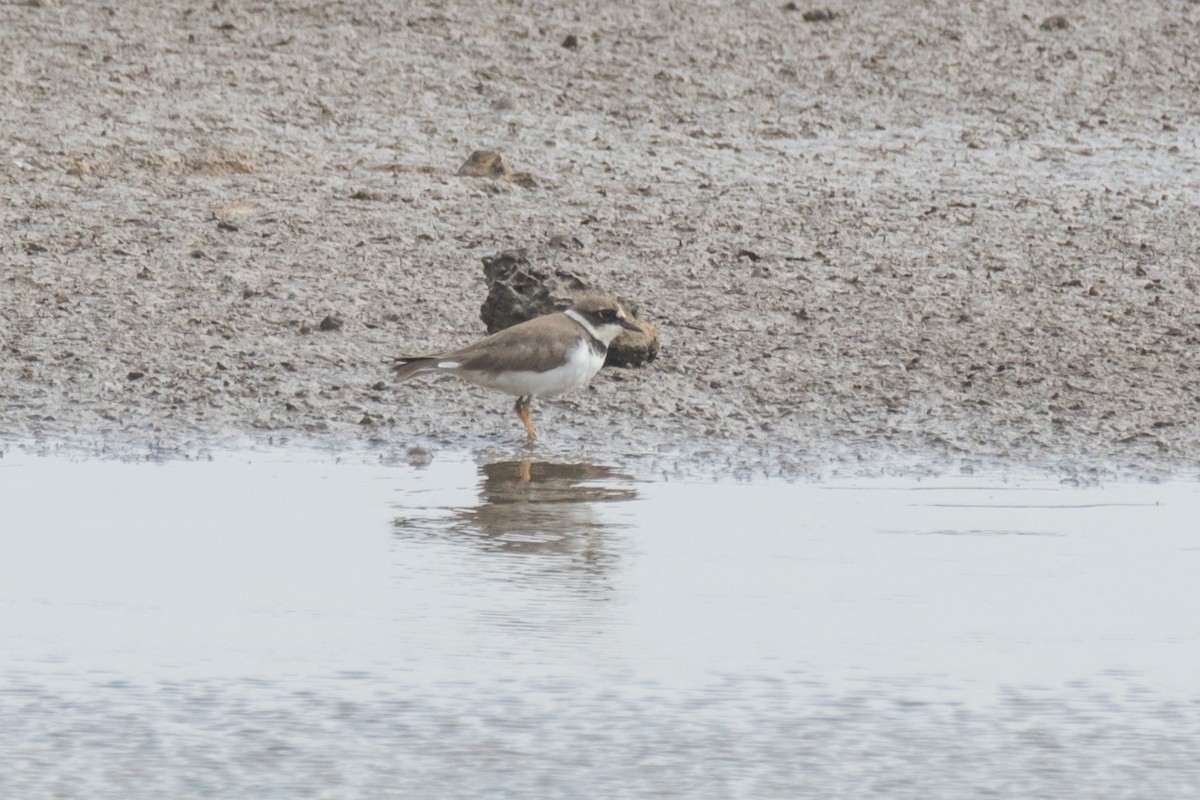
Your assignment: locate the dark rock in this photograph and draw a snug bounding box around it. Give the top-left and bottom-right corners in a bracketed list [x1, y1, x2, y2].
[561, 34, 579, 49]
[318, 314, 344, 332]
[479, 249, 588, 333]
[1040, 15, 1069, 30]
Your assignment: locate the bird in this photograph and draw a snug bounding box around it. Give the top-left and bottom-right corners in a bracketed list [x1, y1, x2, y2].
[392, 294, 642, 439]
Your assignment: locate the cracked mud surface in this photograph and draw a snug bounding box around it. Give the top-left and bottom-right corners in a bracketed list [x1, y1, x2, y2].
[2, 1, 1198, 477]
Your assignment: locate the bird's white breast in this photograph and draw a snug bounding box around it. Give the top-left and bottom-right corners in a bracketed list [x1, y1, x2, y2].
[465, 340, 605, 398]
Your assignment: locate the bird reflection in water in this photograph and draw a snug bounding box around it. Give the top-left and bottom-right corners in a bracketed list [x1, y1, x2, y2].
[393, 460, 638, 581]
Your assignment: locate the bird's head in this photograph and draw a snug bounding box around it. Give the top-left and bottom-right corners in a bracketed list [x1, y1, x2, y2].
[567, 295, 642, 345]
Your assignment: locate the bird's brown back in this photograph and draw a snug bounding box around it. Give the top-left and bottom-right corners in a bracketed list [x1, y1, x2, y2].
[443, 313, 593, 375]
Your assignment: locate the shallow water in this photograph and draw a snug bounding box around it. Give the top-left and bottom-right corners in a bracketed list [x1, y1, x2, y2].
[2, 448, 1198, 799]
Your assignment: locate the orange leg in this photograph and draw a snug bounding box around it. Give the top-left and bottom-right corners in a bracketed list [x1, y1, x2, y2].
[514, 396, 536, 439]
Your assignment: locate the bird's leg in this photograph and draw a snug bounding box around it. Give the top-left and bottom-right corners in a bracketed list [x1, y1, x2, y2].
[513, 395, 536, 439]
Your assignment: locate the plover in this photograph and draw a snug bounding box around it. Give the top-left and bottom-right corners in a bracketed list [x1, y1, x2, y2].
[393, 295, 641, 438]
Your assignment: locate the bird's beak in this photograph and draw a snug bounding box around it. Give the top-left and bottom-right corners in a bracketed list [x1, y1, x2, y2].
[618, 316, 642, 332]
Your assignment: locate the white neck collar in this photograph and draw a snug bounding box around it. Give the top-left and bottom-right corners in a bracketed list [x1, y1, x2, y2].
[565, 308, 600, 338]
[565, 308, 620, 345]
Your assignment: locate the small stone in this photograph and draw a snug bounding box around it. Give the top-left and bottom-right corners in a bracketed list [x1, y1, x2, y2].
[1040, 15, 1069, 31]
[800, 8, 837, 22]
[215, 198, 260, 221]
[318, 315, 344, 332]
[456, 150, 514, 180]
[65, 157, 92, 176]
[548, 233, 584, 250]
[561, 33, 579, 49]
[608, 318, 660, 368]
[127, 370, 145, 380]
[509, 171, 538, 189]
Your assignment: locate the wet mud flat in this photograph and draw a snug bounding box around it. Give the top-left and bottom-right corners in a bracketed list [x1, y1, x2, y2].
[2, 1, 1199, 476]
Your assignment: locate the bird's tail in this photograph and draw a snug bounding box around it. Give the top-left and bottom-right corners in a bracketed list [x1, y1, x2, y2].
[392, 356, 441, 383]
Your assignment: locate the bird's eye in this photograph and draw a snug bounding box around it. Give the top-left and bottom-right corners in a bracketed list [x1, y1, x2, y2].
[600, 309, 617, 320]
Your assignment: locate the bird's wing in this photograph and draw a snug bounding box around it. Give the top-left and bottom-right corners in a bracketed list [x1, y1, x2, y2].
[446, 314, 581, 375]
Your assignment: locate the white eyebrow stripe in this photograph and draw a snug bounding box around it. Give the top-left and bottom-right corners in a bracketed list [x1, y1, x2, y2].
[437, 361, 460, 369]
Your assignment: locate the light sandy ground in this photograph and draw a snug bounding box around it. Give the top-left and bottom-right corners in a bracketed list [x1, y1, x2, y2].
[2, 0, 1198, 476]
